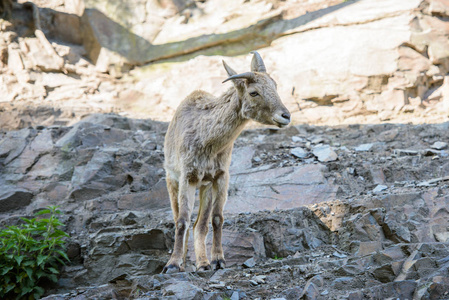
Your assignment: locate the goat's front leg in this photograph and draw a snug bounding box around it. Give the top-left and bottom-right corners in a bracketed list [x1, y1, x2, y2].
[162, 177, 196, 273]
[193, 185, 213, 271]
[211, 172, 229, 270]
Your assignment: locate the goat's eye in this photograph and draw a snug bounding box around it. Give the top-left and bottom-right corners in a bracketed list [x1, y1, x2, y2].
[249, 91, 259, 97]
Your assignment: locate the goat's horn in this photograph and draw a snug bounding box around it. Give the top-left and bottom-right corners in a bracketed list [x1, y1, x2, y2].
[222, 60, 237, 76]
[222, 72, 255, 83]
[250, 51, 266, 73]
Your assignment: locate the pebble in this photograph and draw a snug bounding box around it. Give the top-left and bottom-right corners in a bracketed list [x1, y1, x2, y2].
[373, 185, 388, 194]
[291, 147, 308, 158]
[354, 143, 374, 152]
[292, 136, 305, 143]
[249, 280, 259, 286]
[231, 291, 240, 300]
[431, 141, 447, 150]
[243, 257, 256, 268]
[332, 251, 347, 258]
[312, 145, 338, 162]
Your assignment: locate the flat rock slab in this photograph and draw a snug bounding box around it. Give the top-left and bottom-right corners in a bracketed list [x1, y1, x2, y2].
[227, 164, 337, 213]
[0, 188, 33, 212]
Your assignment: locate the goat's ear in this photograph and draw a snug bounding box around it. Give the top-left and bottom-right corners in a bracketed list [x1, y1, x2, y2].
[222, 60, 237, 77]
[250, 51, 267, 73]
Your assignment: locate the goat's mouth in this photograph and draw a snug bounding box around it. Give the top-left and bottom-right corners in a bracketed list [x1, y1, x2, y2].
[272, 117, 290, 128]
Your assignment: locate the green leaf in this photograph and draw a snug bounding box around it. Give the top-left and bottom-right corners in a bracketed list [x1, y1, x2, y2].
[35, 269, 45, 279]
[0, 266, 13, 276]
[46, 273, 58, 283]
[4, 274, 11, 284]
[37, 254, 47, 266]
[20, 217, 33, 224]
[48, 267, 59, 274]
[19, 284, 33, 297]
[22, 260, 35, 267]
[34, 209, 51, 216]
[14, 255, 24, 265]
[5, 283, 15, 293]
[24, 267, 34, 281]
[15, 272, 26, 283]
[55, 249, 69, 261]
[35, 286, 45, 294]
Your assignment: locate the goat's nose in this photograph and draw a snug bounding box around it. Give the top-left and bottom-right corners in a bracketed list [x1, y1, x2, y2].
[282, 112, 291, 120]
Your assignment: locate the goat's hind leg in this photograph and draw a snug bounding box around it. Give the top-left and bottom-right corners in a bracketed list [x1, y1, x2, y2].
[162, 176, 195, 273]
[211, 172, 229, 270]
[193, 184, 213, 271]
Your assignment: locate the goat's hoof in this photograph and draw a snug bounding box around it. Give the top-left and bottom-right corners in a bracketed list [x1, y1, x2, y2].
[211, 259, 226, 270]
[197, 264, 212, 272]
[162, 264, 183, 274]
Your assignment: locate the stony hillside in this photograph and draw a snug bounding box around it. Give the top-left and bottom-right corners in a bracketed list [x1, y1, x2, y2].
[1, 0, 449, 299]
[1, 114, 449, 299]
[1, 0, 449, 128]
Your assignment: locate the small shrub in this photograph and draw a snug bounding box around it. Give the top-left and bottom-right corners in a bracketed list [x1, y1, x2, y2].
[0, 206, 70, 299]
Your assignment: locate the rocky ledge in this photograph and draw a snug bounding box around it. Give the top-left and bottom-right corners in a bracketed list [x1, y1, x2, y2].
[1, 114, 449, 299]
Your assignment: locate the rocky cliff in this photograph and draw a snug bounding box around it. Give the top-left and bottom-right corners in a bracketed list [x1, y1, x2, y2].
[1, 0, 449, 299]
[1, 0, 449, 128]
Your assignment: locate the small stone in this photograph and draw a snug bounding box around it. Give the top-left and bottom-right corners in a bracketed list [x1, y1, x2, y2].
[354, 143, 374, 152]
[231, 291, 239, 300]
[373, 185, 388, 194]
[253, 275, 266, 284]
[249, 280, 258, 286]
[209, 281, 225, 288]
[312, 145, 338, 162]
[242, 257, 256, 268]
[332, 251, 347, 258]
[310, 136, 325, 144]
[301, 280, 319, 300]
[394, 149, 419, 156]
[291, 147, 308, 158]
[292, 136, 304, 143]
[430, 141, 447, 150]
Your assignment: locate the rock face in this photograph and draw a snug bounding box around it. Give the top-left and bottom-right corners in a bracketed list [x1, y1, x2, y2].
[2, 0, 449, 299]
[2, 114, 449, 299]
[2, 0, 449, 130]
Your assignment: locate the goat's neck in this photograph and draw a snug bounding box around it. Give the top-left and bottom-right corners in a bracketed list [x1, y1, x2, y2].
[206, 87, 248, 152]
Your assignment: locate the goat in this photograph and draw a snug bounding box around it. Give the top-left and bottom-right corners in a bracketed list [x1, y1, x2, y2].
[162, 51, 290, 273]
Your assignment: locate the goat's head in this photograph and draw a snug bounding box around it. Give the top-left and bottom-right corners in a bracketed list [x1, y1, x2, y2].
[222, 52, 291, 128]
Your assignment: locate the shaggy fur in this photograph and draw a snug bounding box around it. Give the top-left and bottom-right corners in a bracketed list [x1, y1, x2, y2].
[162, 52, 290, 273]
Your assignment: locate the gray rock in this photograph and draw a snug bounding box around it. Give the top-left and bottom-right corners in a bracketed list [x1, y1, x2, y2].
[292, 136, 305, 143]
[393, 149, 419, 156]
[312, 145, 337, 162]
[354, 143, 374, 152]
[242, 257, 256, 268]
[300, 280, 319, 300]
[230, 146, 255, 174]
[371, 264, 396, 283]
[227, 164, 338, 213]
[431, 141, 448, 150]
[372, 185, 388, 194]
[0, 128, 31, 165]
[279, 287, 302, 300]
[291, 147, 308, 159]
[0, 189, 33, 212]
[162, 281, 203, 299]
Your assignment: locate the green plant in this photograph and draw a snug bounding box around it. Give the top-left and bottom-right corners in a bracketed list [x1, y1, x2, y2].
[273, 255, 283, 260]
[0, 206, 70, 299]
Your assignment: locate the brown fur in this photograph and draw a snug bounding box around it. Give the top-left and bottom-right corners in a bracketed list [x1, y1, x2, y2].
[162, 53, 290, 273]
